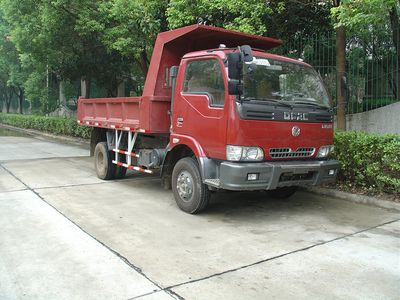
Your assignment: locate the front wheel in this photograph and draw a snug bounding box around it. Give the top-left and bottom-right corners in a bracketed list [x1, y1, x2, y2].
[267, 186, 298, 199]
[172, 157, 210, 214]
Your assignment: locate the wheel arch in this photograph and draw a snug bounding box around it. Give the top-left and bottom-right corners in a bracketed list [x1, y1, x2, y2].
[160, 144, 197, 189]
[161, 135, 206, 179]
[90, 127, 107, 156]
[160, 134, 220, 189]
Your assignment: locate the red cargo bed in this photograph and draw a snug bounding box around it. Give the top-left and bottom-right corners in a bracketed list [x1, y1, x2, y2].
[77, 95, 171, 133]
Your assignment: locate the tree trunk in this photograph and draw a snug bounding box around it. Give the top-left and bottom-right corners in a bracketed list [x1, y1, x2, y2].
[18, 88, 24, 114]
[336, 25, 347, 131]
[86, 78, 91, 98]
[59, 80, 67, 106]
[389, 5, 399, 100]
[5, 89, 12, 113]
[80, 77, 91, 98]
[135, 49, 150, 76]
[117, 80, 125, 97]
[11, 86, 24, 114]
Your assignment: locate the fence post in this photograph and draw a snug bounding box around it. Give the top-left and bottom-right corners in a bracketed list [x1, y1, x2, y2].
[336, 26, 346, 131]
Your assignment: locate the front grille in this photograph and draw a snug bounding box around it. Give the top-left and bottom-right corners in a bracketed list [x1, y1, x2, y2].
[315, 114, 333, 122]
[269, 147, 316, 158]
[279, 171, 315, 182]
[245, 110, 275, 120]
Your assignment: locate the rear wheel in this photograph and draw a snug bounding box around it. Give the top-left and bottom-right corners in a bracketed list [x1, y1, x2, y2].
[267, 186, 298, 199]
[94, 142, 115, 180]
[172, 157, 210, 214]
[114, 155, 127, 179]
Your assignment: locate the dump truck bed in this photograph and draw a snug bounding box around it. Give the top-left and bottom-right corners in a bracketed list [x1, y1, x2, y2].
[77, 95, 171, 133]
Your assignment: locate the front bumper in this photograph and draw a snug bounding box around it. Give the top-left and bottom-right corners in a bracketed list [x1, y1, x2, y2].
[205, 159, 340, 191]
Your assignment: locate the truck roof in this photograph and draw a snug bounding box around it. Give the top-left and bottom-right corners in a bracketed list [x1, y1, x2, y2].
[143, 24, 282, 98]
[183, 49, 310, 68]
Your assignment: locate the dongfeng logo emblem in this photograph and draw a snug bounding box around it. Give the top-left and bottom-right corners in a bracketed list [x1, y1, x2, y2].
[292, 126, 301, 137]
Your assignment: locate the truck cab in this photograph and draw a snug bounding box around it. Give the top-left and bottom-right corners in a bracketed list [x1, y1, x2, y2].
[166, 46, 339, 211]
[78, 25, 339, 214]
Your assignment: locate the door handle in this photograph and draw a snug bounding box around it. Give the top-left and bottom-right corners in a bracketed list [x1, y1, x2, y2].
[177, 117, 184, 127]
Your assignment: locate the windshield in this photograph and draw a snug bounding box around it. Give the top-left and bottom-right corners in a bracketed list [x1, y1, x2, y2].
[242, 57, 330, 107]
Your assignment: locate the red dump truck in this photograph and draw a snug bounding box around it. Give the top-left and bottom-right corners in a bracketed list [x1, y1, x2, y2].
[77, 24, 339, 213]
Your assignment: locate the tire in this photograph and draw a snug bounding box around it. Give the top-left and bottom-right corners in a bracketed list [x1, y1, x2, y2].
[94, 142, 116, 180]
[267, 186, 298, 199]
[115, 165, 127, 179]
[172, 157, 210, 214]
[114, 155, 127, 179]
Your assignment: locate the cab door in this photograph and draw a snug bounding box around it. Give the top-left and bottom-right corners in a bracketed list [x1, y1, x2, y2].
[172, 56, 228, 160]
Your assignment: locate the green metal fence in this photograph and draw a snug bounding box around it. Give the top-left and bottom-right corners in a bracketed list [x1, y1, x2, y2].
[273, 31, 400, 114]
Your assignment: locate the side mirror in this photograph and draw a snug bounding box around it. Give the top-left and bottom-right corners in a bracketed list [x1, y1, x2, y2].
[227, 45, 253, 95]
[227, 52, 242, 80]
[227, 52, 243, 95]
[240, 45, 253, 62]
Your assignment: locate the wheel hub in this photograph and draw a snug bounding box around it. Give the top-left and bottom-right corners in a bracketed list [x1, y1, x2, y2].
[176, 171, 194, 201]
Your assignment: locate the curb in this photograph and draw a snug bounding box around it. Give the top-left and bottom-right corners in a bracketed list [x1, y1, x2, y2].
[0, 123, 89, 148]
[303, 186, 400, 212]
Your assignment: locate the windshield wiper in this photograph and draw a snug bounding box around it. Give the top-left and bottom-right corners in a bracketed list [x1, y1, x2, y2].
[273, 92, 305, 99]
[293, 101, 329, 109]
[244, 97, 293, 108]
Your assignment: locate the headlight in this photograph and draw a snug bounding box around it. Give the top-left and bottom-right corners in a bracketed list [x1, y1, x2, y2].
[317, 145, 334, 158]
[226, 145, 243, 161]
[226, 145, 264, 161]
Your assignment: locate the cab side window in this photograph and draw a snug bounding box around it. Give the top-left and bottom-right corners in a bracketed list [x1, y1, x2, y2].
[183, 59, 225, 106]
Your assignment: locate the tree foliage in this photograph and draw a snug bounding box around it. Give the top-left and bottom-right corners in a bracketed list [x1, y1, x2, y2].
[331, 0, 398, 31]
[331, 0, 399, 101]
[0, 11, 24, 113]
[267, 1, 332, 40]
[0, 0, 169, 110]
[167, 0, 272, 35]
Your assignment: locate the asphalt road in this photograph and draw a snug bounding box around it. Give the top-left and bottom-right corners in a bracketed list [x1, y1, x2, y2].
[0, 127, 399, 300]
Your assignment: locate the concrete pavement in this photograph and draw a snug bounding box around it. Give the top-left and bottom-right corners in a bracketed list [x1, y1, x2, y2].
[0, 189, 161, 300]
[0, 129, 399, 299]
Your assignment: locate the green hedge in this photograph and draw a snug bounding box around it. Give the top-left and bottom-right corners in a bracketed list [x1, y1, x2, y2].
[0, 113, 91, 139]
[332, 131, 400, 196]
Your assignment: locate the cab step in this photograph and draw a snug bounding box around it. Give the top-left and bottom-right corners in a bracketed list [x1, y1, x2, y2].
[204, 179, 220, 188]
